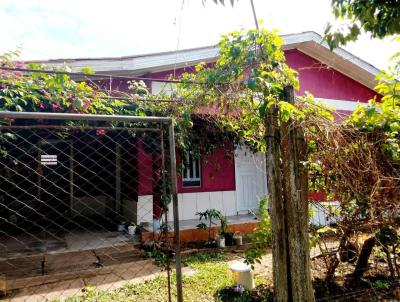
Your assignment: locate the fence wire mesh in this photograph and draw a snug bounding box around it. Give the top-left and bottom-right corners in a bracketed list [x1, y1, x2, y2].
[0, 113, 181, 302]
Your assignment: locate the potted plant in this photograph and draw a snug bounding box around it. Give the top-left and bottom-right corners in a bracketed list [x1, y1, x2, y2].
[219, 214, 234, 246]
[196, 209, 222, 247]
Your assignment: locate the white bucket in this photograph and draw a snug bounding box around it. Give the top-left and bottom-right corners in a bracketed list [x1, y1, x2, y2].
[217, 236, 225, 248]
[117, 222, 126, 232]
[230, 262, 254, 290]
[128, 225, 136, 235]
[153, 219, 161, 233]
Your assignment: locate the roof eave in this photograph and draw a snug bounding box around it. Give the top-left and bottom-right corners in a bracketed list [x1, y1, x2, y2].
[33, 31, 381, 91]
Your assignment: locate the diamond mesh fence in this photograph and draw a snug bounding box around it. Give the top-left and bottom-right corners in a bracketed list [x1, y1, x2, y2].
[0, 112, 182, 302]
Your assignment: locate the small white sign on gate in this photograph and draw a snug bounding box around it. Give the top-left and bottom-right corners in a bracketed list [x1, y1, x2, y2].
[41, 154, 57, 165]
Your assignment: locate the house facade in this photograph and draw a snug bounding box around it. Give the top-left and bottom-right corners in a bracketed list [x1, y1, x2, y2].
[41, 31, 382, 226]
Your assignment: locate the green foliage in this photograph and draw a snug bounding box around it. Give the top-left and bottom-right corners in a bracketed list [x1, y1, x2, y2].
[376, 226, 400, 247]
[307, 54, 399, 225]
[196, 208, 226, 241]
[61, 252, 234, 302]
[145, 248, 168, 267]
[348, 56, 400, 161]
[0, 51, 150, 118]
[325, 0, 400, 48]
[244, 197, 272, 269]
[216, 285, 273, 302]
[177, 28, 299, 152]
[60, 250, 274, 302]
[182, 250, 226, 266]
[196, 208, 223, 222]
[372, 279, 390, 290]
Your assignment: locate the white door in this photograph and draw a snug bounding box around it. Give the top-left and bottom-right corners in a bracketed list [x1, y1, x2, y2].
[235, 146, 267, 214]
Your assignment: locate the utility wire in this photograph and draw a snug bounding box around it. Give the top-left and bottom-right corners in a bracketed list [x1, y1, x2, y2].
[173, 0, 186, 78]
[250, 0, 259, 30]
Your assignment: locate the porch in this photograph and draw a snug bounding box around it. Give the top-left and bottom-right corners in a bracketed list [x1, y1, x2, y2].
[0, 214, 260, 297]
[0, 230, 148, 296]
[142, 213, 260, 242]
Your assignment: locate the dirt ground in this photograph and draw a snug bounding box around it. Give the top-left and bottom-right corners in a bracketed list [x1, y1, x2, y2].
[2, 245, 398, 302]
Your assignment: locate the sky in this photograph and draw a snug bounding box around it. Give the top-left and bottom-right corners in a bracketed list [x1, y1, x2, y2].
[0, 0, 398, 70]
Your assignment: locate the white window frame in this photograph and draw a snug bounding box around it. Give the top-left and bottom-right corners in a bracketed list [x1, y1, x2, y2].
[182, 152, 201, 188]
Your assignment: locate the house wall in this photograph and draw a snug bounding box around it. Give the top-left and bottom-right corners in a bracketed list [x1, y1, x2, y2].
[177, 144, 235, 193]
[136, 140, 237, 224]
[173, 144, 236, 221]
[285, 49, 380, 102]
[149, 49, 379, 102]
[107, 50, 382, 224]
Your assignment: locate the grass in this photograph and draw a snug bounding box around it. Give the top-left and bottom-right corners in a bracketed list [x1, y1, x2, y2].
[57, 251, 245, 302]
[57, 251, 272, 302]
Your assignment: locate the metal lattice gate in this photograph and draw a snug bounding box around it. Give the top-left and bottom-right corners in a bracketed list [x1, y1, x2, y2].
[0, 112, 182, 302]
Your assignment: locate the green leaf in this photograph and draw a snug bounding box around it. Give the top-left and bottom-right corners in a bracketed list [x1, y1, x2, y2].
[81, 67, 95, 75]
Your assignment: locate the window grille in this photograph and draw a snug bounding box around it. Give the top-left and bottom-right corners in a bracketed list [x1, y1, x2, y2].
[182, 152, 201, 187]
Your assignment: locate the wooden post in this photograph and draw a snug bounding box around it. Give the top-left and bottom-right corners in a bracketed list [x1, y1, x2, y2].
[115, 143, 121, 213]
[265, 103, 290, 301]
[280, 86, 314, 301]
[266, 86, 314, 302]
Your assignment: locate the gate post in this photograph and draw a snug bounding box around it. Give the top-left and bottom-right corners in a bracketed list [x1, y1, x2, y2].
[265, 86, 314, 301]
[168, 120, 183, 302]
[265, 102, 290, 301]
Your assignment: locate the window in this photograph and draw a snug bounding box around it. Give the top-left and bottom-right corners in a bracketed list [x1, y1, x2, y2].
[182, 152, 201, 187]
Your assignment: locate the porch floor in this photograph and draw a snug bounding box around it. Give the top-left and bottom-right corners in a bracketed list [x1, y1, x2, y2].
[0, 231, 135, 260]
[141, 213, 261, 243]
[0, 232, 145, 295]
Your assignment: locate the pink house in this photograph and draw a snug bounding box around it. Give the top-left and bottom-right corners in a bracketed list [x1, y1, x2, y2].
[43, 31, 381, 228]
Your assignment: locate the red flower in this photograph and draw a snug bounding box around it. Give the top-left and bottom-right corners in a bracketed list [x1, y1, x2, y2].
[51, 103, 61, 112]
[15, 61, 25, 68]
[96, 129, 105, 136]
[39, 102, 45, 110]
[83, 100, 90, 110]
[3, 117, 14, 124]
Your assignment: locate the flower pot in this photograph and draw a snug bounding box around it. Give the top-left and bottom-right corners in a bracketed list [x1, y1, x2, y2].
[117, 222, 126, 232]
[128, 225, 136, 236]
[223, 232, 234, 246]
[204, 241, 217, 248]
[233, 232, 243, 246]
[153, 219, 161, 233]
[216, 235, 225, 248]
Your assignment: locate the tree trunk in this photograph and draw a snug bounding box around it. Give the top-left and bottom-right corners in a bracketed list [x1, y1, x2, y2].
[384, 246, 395, 279]
[265, 102, 289, 302]
[351, 236, 376, 284]
[265, 86, 314, 301]
[280, 86, 315, 301]
[325, 255, 339, 284]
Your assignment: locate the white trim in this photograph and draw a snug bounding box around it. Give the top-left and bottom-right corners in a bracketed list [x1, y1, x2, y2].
[34, 32, 380, 91]
[310, 201, 340, 226]
[35, 46, 219, 76]
[182, 151, 201, 188]
[164, 190, 237, 221]
[137, 195, 153, 224]
[234, 146, 267, 214]
[314, 98, 367, 111]
[281, 32, 380, 77]
[151, 81, 176, 95]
